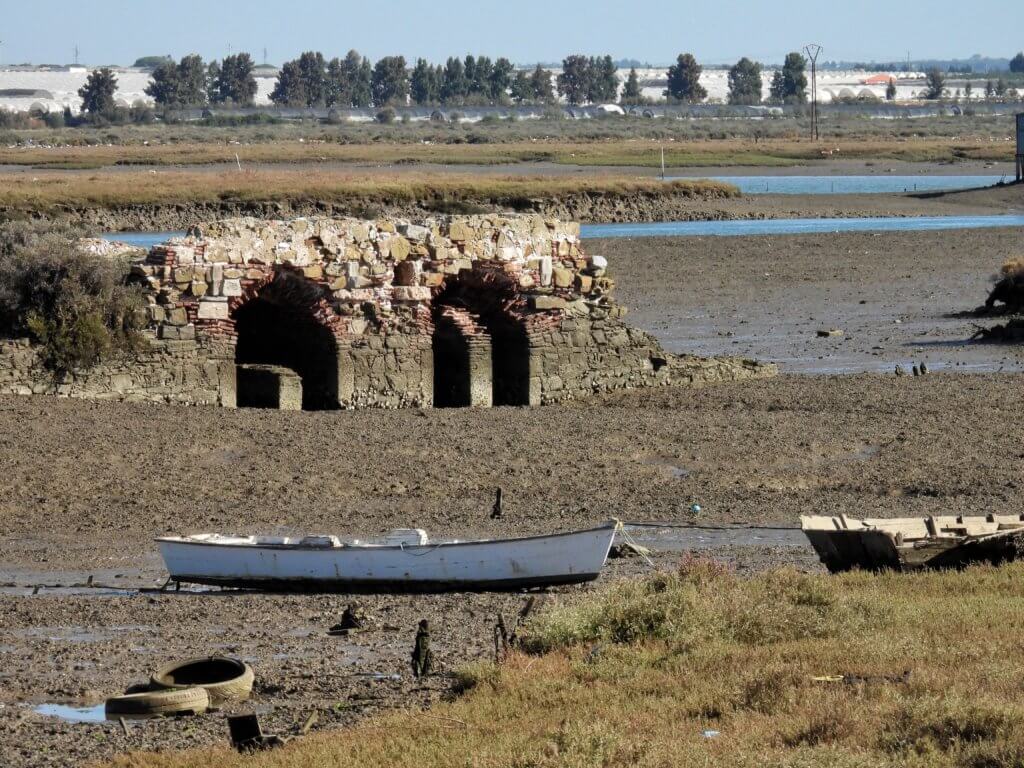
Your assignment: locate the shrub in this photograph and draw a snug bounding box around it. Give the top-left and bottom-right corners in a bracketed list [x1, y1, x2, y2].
[519, 557, 867, 653]
[0, 221, 145, 372]
[375, 107, 396, 124]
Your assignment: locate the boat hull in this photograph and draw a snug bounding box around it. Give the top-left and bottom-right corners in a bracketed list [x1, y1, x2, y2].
[157, 523, 617, 592]
[801, 514, 1024, 573]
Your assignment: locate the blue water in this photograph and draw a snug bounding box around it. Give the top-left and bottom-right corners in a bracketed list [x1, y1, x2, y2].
[104, 231, 181, 249]
[34, 703, 108, 723]
[579, 214, 1024, 239]
[682, 175, 1005, 195]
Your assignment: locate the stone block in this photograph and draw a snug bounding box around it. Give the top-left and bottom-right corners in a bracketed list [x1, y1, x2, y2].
[390, 236, 411, 261]
[552, 267, 574, 288]
[190, 280, 208, 297]
[393, 286, 432, 301]
[400, 223, 430, 241]
[531, 295, 567, 311]
[575, 274, 593, 294]
[222, 278, 243, 297]
[197, 297, 230, 320]
[166, 307, 188, 326]
[448, 221, 473, 241]
[394, 261, 418, 287]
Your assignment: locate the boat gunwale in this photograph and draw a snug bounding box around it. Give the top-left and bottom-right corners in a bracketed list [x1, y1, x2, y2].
[155, 520, 619, 552]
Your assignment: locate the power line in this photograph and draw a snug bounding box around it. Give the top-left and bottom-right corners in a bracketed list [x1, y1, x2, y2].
[804, 43, 823, 142]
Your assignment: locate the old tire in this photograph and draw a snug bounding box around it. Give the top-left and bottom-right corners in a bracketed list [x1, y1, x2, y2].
[105, 686, 209, 718]
[150, 657, 254, 706]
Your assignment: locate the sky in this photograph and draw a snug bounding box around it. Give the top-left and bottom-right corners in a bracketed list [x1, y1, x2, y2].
[2, 0, 1022, 67]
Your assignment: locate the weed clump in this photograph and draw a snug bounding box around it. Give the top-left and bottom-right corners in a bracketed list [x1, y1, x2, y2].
[519, 557, 865, 654]
[984, 257, 1024, 313]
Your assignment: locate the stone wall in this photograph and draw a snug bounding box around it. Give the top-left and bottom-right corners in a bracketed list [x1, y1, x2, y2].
[0, 214, 776, 409]
[0, 337, 235, 406]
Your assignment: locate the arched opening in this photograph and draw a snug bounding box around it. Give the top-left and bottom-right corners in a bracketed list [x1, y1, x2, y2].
[234, 271, 340, 411]
[432, 314, 472, 408]
[490, 318, 531, 407]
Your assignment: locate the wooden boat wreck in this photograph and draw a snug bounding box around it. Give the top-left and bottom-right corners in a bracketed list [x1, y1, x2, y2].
[157, 522, 618, 592]
[801, 514, 1024, 573]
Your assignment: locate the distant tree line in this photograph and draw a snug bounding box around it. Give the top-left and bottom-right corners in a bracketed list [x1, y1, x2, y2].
[74, 48, 1023, 118]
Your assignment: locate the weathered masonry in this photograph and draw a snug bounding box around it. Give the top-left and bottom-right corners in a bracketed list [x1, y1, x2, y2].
[0, 215, 773, 407]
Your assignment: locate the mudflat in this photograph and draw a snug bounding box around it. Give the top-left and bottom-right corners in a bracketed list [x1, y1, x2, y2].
[603, 225, 1024, 372]
[2, 373, 1023, 765]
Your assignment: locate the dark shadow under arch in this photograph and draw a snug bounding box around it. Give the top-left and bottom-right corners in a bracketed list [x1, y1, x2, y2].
[432, 315, 472, 408]
[234, 271, 340, 411]
[490, 318, 531, 406]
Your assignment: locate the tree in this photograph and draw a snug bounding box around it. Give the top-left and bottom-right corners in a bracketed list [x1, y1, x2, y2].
[727, 57, 762, 105]
[325, 57, 350, 107]
[621, 68, 642, 104]
[472, 56, 493, 97]
[133, 55, 172, 70]
[78, 68, 118, 116]
[441, 57, 467, 103]
[964, 81, 973, 100]
[353, 57, 373, 108]
[510, 70, 532, 103]
[271, 51, 328, 107]
[923, 68, 946, 100]
[1011, 53, 1024, 74]
[985, 80, 995, 98]
[145, 55, 207, 107]
[558, 54, 592, 105]
[489, 57, 514, 102]
[770, 53, 808, 104]
[665, 53, 706, 103]
[589, 55, 619, 103]
[175, 55, 208, 106]
[210, 53, 257, 106]
[269, 60, 307, 107]
[531, 65, 555, 103]
[296, 51, 327, 106]
[145, 60, 180, 106]
[410, 58, 436, 105]
[995, 77, 1008, 97]
[371, 56, 408, 106]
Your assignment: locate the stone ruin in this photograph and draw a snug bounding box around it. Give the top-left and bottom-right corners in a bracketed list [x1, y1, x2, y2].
[0, 214, 773, 408]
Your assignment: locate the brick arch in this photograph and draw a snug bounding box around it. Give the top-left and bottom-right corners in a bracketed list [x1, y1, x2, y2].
[432, 269, 536, 407]
[232, 267, 344, 411]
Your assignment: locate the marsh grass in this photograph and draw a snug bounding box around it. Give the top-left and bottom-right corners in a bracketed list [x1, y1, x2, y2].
[105, 560, 1024, 768]
[0, 136, 1011, 170]
[0, 170, 737, 210]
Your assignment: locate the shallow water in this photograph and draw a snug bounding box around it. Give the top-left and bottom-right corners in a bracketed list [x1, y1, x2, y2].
[621, 524, 808, 552]
[580, 214, 1024, 239]
[33, 703, 107, 723]
[688, 175, 1005, 195]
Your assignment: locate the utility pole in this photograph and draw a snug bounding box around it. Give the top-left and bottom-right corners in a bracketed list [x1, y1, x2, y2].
[263, 47, 268, 66]
[804, 43, 823, 141]
[74, 45, 79, 66]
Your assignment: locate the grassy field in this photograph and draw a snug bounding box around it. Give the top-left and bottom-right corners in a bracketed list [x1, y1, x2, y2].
[0, 171, 737, 211]
[107, 560, 1024, 768]
[0, 136, 1013, 170]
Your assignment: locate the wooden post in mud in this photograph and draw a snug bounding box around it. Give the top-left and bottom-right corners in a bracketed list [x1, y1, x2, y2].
[411, 619, 432, 678]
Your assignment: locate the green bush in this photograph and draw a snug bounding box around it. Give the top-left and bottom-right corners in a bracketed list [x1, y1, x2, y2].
[0, 221, 145, 372]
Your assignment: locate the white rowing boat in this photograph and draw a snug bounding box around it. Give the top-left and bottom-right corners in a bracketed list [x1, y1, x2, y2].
[157, 522, 619, 592]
